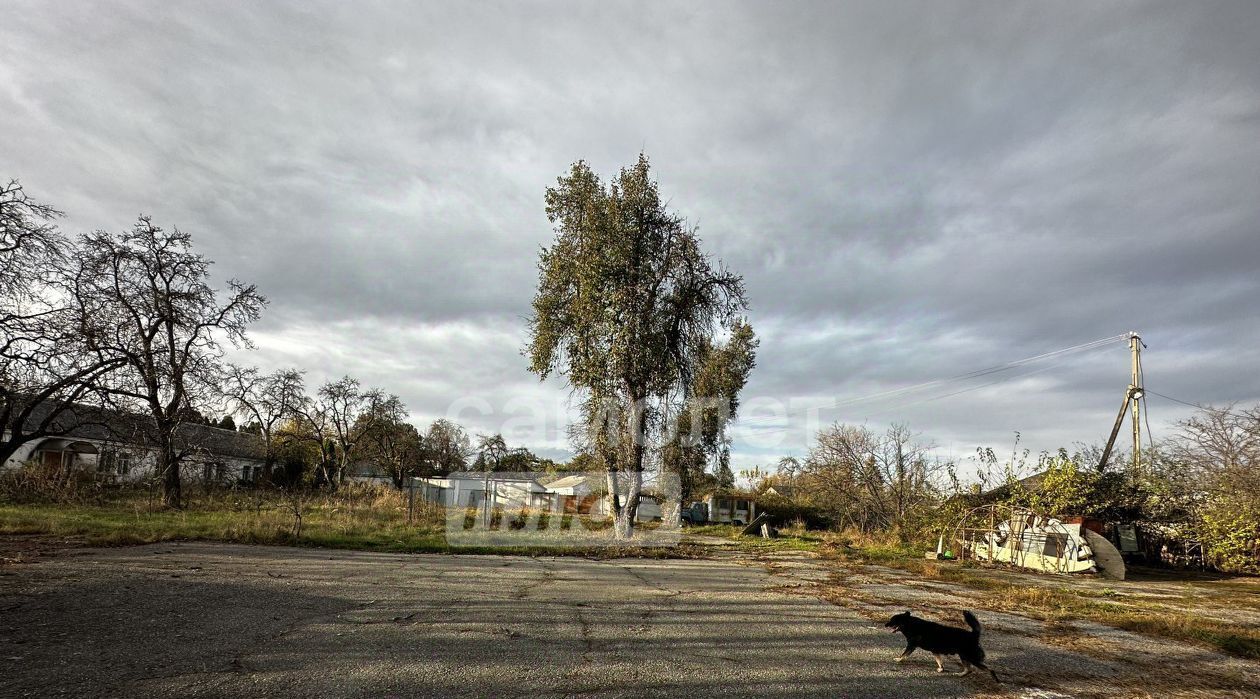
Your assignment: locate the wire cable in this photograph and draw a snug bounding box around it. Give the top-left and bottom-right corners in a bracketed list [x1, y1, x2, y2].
[737, 357, 1078, 438]
[734, 332, 1130, 428]
[1146, 390, 1257, 420]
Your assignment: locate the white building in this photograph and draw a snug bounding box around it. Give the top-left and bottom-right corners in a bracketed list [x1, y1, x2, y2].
[414, 472, 664, 521]
[2, 401, 267, 485]
[704, 494, 757, 525]
[413, 472, 551, 509]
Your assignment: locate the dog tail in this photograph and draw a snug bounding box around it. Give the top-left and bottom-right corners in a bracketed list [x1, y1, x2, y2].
[963, 610, 982, 637]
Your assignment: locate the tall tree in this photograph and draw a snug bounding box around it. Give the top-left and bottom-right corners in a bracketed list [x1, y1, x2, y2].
[0, 181, 125, 466]
[526, 155, 748, 539]
[474, 433, 509, 472]
[499, 446, 540, 472]
[225, 366, 305, 478]
[74, 217, 265, 508]
[354, 394, 424, 488]
[662, 320, 758, 515]
[424, 418, 473, 475]
[294, 376, 384, 487]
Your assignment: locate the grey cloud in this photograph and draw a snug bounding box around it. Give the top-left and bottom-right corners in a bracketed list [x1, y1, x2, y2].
[4, 0, 1258, 468]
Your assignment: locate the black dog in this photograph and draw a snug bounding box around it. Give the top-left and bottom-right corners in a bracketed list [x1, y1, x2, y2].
[884, 610, 999, 681]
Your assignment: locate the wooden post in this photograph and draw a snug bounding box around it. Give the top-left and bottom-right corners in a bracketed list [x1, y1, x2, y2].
[1129, 332, 1143, 474]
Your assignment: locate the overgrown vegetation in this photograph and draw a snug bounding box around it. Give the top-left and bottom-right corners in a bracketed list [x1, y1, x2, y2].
[0, 485, 439, 550]
[0, 485, 702, 558]
[681, 522, 827, 554]
[749, 403, 1260, 573]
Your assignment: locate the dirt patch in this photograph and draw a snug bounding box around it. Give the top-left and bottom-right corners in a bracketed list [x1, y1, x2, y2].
[759, 551, 1260, 699]
[0, 533, 90, 566]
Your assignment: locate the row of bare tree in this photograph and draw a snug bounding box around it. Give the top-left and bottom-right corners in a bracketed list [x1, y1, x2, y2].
[1, 179, 491, 508]
[224, 365, 482, 490]
[770, 423, 945, 535]
[2, 180, 264, 507]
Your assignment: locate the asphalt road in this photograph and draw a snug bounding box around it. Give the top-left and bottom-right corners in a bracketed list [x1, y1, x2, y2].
[0, 542, 997, 698]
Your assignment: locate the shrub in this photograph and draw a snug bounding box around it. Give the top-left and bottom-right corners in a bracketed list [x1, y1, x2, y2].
[0, 461, 104, 504]
[756, 493, 831, 530]
[1198, 494, 1260, 573]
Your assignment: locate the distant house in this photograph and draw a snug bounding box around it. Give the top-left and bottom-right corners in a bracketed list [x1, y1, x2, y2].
[593, 492, 663, 522]
[346, 464, 396, 488]
[703, 493, 758, 525]
[538, 474, 599, 513]
[346, 473, 395, 487]
[413, 472, 664, 521]
[762, 483, 797, 499]
[1, 401, 267, 485]
[414, 472, 551, 509]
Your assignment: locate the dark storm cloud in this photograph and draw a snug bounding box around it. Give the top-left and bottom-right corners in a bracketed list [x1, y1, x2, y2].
[3, 1, 1258, 473]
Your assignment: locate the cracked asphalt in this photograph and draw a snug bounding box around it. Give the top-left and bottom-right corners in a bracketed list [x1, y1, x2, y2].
[0, 542, 1001, 698]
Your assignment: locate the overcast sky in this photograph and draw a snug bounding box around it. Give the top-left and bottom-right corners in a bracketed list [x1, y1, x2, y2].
[4, 1, 1258, 476]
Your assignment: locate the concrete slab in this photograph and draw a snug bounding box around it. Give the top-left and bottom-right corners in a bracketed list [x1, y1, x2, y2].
[1, 542, 986, 698]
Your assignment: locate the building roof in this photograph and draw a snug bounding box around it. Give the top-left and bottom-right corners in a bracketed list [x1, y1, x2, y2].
[19, 399, 265, 461]
[446, 471, 539, 481]
[545, 475, 593, 490]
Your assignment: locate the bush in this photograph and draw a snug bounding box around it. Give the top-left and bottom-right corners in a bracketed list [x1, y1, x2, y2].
[1198, 494, 1260, 573]
[756, 493, 831, 530]
[0, 461, 105, 504]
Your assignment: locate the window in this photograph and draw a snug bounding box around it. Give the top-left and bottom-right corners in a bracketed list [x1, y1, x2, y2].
[203, 462, 227, 483]
[1042, 533, 1069, 557]
[98, 450, 133, 476]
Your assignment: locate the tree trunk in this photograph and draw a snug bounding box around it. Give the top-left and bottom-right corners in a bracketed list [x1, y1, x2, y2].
[661, 498, 682, 529]
[611, 399, 648, 541]
[160, 445, 181, 509]
[614, 507, 635, 540]
[614, 452, 644, 541]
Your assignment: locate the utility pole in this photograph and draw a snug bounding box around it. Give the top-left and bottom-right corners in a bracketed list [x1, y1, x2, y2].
[1099, 331, 1145, 472]
[1129, 332, 1143, 474]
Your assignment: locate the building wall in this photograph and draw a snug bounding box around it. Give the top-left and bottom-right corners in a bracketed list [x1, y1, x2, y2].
[590, 495, 663, 522]
[705, 495, 757, 524]
[414, 476, 546, 509]
[2, 433, 264, 486]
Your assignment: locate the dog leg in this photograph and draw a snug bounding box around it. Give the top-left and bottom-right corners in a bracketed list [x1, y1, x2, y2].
[954, 659, 971, 677]
[932, 654, 945, 673]
[972, 660, 1000, 683]
[894, 644, 916, 663]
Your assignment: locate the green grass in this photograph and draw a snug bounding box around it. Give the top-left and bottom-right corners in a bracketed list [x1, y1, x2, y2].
[682, 522, 826, 553]
[0, 490, 704, 559]
[0, 499, 447, 552]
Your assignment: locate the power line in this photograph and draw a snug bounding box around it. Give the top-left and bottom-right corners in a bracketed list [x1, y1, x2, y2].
[738, 355, 1087, 438]
[1146, 390, 1257, 420]
[734, 332, 1130, 428]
